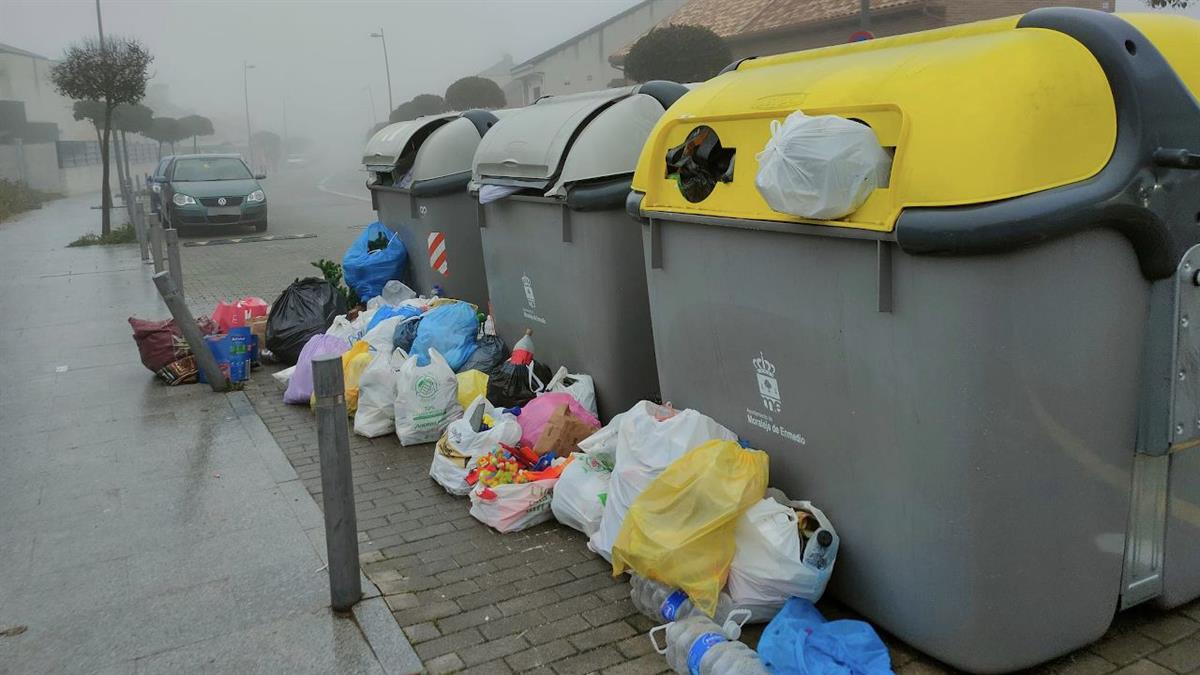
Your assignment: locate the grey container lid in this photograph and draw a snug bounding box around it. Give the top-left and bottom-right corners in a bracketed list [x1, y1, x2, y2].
[362, 112, 457, 171]
[411, 110, 516, 182]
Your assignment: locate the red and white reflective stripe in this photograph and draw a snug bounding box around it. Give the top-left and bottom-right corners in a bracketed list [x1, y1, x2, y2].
[427, 232, 448, 276]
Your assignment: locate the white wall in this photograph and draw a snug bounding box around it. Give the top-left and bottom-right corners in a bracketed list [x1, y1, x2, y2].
[0, 142, 60, 192]
[0, 52, 94, 141]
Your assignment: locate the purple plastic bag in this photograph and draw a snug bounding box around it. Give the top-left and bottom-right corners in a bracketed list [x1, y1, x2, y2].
[284, 334, 350, 404]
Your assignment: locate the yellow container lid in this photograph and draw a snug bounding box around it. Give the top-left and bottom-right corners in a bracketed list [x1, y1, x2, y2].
[632, 12, 1200, 233]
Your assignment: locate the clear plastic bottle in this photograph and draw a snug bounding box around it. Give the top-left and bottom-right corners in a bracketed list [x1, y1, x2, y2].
[650, 609, 763, 674]
[802, 528, 839, 572]
[630, 574, 736, 624]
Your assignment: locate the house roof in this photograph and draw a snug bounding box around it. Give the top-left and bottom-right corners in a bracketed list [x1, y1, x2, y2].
[513, 0, 658, 72]
[0, 41, 49, 60]
[611, 0, 922, 62]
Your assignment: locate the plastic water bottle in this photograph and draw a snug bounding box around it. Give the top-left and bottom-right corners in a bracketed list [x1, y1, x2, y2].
[630, 575, 736, 624]
[483, 315, 496, 336]
[802, 528, 839, 572]
[649, 610, 766, 674]
[510, 329, 535, 365]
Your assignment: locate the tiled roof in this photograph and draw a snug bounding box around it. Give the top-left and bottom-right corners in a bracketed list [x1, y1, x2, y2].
[612, 0, 921, 59]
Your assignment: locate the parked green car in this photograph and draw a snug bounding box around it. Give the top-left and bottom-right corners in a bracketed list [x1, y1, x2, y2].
[155, 154, 268, 233]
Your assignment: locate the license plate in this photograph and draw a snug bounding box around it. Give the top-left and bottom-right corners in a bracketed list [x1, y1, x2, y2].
[207, 207, 240, 216]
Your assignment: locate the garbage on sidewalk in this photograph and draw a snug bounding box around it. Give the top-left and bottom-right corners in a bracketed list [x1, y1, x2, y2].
[128, 315, 218, 385]
[756, 598, 892, 675]
[517, 391, 599, 449]
[354, 347, 405, 438]
[430, 396, 521, 495]
[456, 370, 489, 410]
[467, 446, 569, 533]
[342, 222, 408, 301]
[394, 348, 462, 445]
[410, 300, 479, 371]
[266, 277, 346, 364]
[649, 607, 764, 675]
[487, 330, 553, 408]
[212, 296, 269, 333]
[611, 439, 769, 617]
[284, 334, 350, 404]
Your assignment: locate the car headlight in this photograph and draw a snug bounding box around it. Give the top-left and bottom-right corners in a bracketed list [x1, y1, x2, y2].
[246, 189, 265, 203]
[172, 193, 196, 206]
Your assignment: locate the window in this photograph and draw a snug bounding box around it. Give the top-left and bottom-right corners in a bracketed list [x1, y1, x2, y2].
[171, 157, 252, 181]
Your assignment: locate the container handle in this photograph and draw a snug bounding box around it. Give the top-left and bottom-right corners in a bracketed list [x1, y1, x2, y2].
[648, 624, 670, 655]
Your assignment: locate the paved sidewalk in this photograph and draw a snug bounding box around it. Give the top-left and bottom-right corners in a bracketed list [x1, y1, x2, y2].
[0, 196, 419, 674]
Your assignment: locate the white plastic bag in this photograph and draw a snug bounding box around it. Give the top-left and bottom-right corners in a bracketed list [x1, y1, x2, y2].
[429, 397, 521, 495]
[363, 315, 404, 354]
[394, 348, 462, 446]
[272, 365, 296, 386]
[755, 111, 891, 220]
[589, 401, 737, 560]
[469, 478, 558, 533]
[551, 453, 612, 537]
[325, 316, 358, 341]
[547, 367, 598, 418]
[727, 488, 839, 618]
[354, 347, 405, 438]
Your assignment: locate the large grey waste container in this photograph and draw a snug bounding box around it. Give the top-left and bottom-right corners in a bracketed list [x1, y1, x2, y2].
[472, 82, 687, 420]
[364, 111, 502, 308]
[627, 9, 1200, 673]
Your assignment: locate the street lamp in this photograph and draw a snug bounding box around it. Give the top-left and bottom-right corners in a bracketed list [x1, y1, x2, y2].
[368, 28, 394, 117]
[243, 61, 255, 165]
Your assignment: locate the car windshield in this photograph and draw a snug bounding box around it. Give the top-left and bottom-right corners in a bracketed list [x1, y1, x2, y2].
[172, 158, 251, 181]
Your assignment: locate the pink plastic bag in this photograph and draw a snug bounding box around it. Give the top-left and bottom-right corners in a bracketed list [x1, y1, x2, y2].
[284, 334, 350, 404]
[518, 392, 599, 447]
[214, 297, 269, 332]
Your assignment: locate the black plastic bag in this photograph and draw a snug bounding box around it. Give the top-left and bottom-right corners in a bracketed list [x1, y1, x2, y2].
[487, 358, 552, 409]
[265, 277, 346, 365]
[459, 334, 508, 375]
[392, 316, 421, 354]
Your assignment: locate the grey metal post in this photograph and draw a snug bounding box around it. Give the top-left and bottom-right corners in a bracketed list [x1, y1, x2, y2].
[133, 195, 150, 263]
[149, 219, 165, 274]
[151, 271, 227, 392]
[312, 354, 362, 613]
[164, 227, 183, 297]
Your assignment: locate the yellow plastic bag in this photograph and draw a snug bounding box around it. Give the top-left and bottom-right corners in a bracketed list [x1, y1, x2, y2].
[457, 369, 489, 410]
[343, 341, 372, 413]
[611, 439, 768, 616]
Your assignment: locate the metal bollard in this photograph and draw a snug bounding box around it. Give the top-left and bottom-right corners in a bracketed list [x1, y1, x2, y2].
[151, 271, 227, 392]
[312, 354, 362, 613]
[164, 227, 183, 297]
[149, 219, 166, 274]
[133, 197, 150, 263]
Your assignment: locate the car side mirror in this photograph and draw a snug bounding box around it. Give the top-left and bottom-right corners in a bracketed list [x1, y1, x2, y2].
[255, 173, 267, 180]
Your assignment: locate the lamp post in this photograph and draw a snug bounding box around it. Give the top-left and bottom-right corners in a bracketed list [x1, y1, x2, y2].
[243, 61, 255, 167]
[369, 28, 394, 117]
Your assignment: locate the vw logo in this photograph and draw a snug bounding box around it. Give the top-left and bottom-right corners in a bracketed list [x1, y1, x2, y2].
[217, 197, 227, 206]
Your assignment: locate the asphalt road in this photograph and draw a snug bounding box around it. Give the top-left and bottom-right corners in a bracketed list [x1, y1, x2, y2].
[178, 154, 376, 313]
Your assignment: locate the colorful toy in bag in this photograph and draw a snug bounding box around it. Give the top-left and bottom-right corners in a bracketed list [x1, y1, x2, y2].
[410, 301, 479, 371]
[468, 451, 569, 533]
[284, 334, 350, 404]
[551, 452, 612, 537]
[342, 222, 408, 301]
[519, 392, 599, 448]
[430, 397, 521, 495]
[611, 440, 769, 618]
[213, 297, 269, 332]
[394, 348, 462, 445]
[266, 278, 346, 365]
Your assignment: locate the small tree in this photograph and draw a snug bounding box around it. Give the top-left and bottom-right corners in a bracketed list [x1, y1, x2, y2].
[624, 25, 731, 84]
[113, 103, 153, 191]
[444, 77, 505, 110]
[145, 117, 180, 157]
[178, 114, 214, 153]
[389, 93, 448, 122]
[51, 36, 153, 235]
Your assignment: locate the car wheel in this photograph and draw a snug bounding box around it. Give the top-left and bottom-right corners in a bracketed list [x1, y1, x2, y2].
[255, 221, 268, 233]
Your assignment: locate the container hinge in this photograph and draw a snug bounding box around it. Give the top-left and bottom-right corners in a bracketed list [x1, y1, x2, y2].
[1153, 148, 1200, 170]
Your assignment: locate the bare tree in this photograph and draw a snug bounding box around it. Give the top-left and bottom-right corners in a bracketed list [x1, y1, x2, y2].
[51, 36, 153, 235]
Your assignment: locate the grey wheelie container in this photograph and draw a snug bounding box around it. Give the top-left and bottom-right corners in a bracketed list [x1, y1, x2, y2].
[472, 82, 688, 420]
[364, 111, 504, 308]
[627, 9, 1200, 673]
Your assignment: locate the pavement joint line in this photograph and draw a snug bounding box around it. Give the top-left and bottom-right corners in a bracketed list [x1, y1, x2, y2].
[318, 171, 372, 203]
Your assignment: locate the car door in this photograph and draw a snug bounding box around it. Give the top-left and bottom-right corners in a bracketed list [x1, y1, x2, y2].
[161, 158, 179, 226]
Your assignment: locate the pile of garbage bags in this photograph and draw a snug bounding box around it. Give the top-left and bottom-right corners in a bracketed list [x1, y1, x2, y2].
[129, 296, 270, 386]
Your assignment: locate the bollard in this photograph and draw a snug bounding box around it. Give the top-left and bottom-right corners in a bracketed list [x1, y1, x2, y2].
[151, 271, 227, 392]
[312, 354, 362, 613]
[149, 219, 166, 274]
[133, 197, 150, 263]
[164, 227, 183, 297]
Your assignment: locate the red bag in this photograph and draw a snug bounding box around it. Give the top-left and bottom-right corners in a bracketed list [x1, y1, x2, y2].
[213, 297, 268, 332]
[128, 316, 217, 373]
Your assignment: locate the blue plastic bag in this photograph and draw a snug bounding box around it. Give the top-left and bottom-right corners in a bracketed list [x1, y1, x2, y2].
[393, 316, 421, 353]
[343, 222, 408, 301]
[410, 302, 478, 370]
[757, 598, 892, 675]
[364, 303, 421, 336]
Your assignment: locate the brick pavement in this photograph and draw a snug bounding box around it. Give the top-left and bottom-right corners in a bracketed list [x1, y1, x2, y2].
[184, 166, 1200, 674]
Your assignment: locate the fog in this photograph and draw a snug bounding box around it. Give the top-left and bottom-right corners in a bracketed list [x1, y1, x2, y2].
[0, 0, 642, 160]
